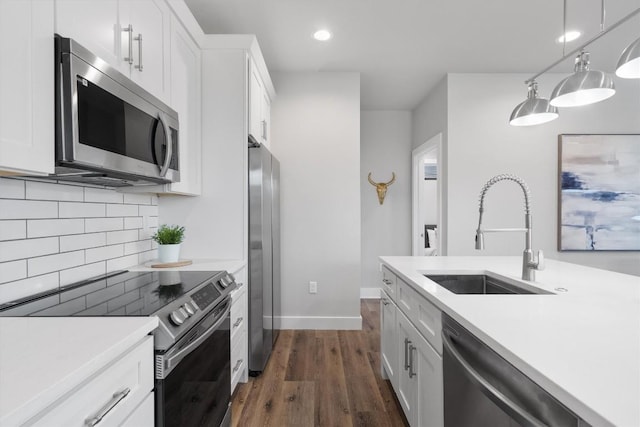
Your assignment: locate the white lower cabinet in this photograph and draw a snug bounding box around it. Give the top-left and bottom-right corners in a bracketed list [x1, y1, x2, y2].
[381, 267, 444, 427]
[230, 267, 248, 393]
[29, 336, 154, 426]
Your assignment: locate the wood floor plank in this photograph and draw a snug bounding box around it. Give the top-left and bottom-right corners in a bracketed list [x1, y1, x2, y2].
[231, 300, 407, 427]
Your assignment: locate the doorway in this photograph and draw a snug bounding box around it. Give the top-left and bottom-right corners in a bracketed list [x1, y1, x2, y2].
[412, 133, 444, 256]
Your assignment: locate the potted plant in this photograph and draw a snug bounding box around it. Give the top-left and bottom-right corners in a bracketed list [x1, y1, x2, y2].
[152, 224, 186, 263]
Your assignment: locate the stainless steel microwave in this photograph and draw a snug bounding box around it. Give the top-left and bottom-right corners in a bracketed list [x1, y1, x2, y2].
[53, 34, 179, 187]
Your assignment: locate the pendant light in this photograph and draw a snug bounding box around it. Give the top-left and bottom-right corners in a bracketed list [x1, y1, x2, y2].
[616, 37, 640, 78]
[549, 51, 615, 107]
[510, 82, 559, 126]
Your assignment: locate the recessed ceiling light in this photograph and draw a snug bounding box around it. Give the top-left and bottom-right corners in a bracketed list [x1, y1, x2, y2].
[557, 31, 581, 43]
[313, 30, 332, 41]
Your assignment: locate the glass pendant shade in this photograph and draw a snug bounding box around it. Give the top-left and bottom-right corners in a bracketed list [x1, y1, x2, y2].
[510, 82, 559, 126]
[616, 37, 640, 78]
[550, 51, 615, 107]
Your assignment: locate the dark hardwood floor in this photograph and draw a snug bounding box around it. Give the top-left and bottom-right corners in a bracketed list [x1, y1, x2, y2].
[231, 299, 409, 427]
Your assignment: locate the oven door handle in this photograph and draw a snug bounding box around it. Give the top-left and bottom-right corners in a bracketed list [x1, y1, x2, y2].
[441, 328, 546, 427]
[161, 301, 230, 378]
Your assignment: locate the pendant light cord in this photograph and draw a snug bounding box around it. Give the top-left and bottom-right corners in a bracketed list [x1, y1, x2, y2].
[562, 0, 567, 57]
[525, 6, 640, 84]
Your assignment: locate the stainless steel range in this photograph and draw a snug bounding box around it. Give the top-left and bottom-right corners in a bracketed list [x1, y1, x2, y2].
[0, 269, 236, 427]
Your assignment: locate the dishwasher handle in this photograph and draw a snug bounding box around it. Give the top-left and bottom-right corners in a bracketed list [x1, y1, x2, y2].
[441, 328, 546, 427]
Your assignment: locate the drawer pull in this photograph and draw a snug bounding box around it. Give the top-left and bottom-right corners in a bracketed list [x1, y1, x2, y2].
[408, 344, 417, 378]
[382, 279, 392, 285]
[233, 359, 243, 373]
[85, 387, 131, 426]
[233, 317, 244, 328]
[381, 298, 389, 306]
[404, 338, 411, 370]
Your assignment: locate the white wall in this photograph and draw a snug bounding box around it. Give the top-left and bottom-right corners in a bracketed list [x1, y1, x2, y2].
[361, 111, 412, 297]
[445, 73, 640, 275]
[270, 72, 362, 329]
[0, 178, 159, 304]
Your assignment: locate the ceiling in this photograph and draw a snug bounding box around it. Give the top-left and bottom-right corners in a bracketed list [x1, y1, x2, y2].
[185, 0, 640, 110]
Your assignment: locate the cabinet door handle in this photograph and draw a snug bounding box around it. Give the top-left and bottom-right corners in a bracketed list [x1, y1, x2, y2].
[381, 298, 389, 306]
[261, 120, 267, 140]
[408, 345, 417, 378]
[134, 33, 143, 71]
[383, 279, 392, 285]
[404, 338, 411, 370]
[233, 359, 243, 373]
[84, 387, 131, 426]
[122, 24, 134, 65]
[233, 316, 244, 328]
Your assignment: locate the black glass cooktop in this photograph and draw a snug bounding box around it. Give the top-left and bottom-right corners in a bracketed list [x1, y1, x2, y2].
[0, 270, 222, 317]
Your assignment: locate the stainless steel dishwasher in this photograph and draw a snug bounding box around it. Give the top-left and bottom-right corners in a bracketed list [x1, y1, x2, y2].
[441, 313, 592, 427]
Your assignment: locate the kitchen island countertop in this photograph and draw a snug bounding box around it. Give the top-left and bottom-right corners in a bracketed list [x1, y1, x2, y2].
[380, 256, 640, 427]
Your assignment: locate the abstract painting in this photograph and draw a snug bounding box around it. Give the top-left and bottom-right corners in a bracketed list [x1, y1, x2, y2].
[559, 134, 640, 251]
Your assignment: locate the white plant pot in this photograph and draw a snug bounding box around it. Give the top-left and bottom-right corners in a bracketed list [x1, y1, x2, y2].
[158, 244, 181, 263]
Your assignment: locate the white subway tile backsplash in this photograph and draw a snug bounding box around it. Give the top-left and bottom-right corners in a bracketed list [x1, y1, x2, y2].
[85, 187, 124, 203]
[27, 218, 84, 238]
[106, 204, 138, 217]
[59, 202, 106, 218]
[59, 262, 106, 287]
[0, 237, 59, 263]
[28, 250, 85, 276]
[139, 205, 159, 217]
[124, 240, 151, 255]
[0, 220, 26, 241]
[60, 233, 106, 252]
[124, 217, 143, 229]
[86, 244, 124, 263]
[0, 179, 161, 303]
[86, 218, 124, 233]
[0, 260, 27, 284]
[0, 273, 59, 305]
[123, 193, 152, 205]
[0, 179, 25, 199]
[0, 200, 58, 219]
[106, 230, 139, 245]
[107, 254, 139, 272]
[26, 181, 84, 202]
[138, 250, 157, 264]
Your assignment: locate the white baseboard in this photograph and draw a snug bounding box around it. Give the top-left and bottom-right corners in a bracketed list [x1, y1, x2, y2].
[276, 315, 362, 330]
[360, 287, 381, 299]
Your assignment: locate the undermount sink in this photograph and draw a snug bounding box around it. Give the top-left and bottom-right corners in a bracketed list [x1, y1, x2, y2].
[425, 274, 549, 295]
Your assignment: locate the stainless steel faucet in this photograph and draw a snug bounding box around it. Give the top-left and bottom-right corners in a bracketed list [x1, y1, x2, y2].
[475, 174, 544, 281]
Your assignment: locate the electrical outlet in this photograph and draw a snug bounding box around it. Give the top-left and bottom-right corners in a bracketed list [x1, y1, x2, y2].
[309, 281, 318, 294]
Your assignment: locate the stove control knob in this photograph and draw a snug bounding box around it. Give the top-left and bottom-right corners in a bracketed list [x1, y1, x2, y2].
[218, 279, 228, 288]
[169, 310, 185, 326]
[183, 301, 196, 315]
[178, 307, 189, 319]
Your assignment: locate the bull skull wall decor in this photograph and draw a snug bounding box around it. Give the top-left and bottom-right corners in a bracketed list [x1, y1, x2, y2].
[368, 172, 396, 205]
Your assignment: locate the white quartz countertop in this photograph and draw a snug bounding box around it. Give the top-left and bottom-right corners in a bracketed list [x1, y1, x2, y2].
[379, 256, 640, 427]
[0, 317, 158, 426]
[130, 258, 246, 275]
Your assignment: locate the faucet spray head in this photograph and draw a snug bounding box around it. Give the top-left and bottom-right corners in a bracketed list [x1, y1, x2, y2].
[475, 230, 485, 250]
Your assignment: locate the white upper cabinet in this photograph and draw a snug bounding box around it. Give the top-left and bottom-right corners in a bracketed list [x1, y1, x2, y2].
[165, 15, 201, 195]
[0, 0, 54, 175]
[55, 0, 171, 103]
[248, 58, 271, 148]
[122, 0, 171, 102]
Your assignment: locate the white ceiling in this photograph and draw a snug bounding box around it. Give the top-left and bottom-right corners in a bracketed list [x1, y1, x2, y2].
[185, 0, 640, 110]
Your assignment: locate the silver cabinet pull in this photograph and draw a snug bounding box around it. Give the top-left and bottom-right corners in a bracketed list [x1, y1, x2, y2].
[122, 25, 134, 65]
[134, 33, 143, 71]
[408, 344, 417, 378]
[261, 120, 267, 140]
[381, 298, 389, 306]
[382, 278, 392, 285]
[84, 387, 130, 426]
[404, 338, 411, 370]
[232, 359, 243, 373]
[233, 316, 243, 328]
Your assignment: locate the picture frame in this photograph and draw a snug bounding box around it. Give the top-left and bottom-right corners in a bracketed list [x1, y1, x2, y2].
[558, 134, 640, 251]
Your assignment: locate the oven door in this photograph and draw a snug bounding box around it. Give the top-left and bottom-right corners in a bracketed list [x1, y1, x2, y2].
[155, 298, 231, 427]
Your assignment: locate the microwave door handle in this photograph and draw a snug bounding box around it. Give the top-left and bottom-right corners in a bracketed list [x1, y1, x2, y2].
[441, 329, 546, 427]
[157, 112, 173, 177]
